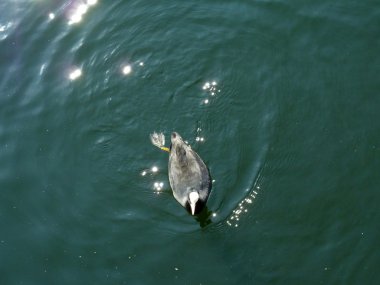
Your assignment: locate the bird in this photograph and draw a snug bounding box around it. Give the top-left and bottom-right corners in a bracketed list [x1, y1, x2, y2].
[150, 131, 212, 215]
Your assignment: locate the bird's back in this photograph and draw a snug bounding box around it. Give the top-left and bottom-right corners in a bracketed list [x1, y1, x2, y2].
[168, 146, 211, 207]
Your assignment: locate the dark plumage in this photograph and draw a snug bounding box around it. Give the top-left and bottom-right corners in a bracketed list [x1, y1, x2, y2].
[168, 132, 211, 215]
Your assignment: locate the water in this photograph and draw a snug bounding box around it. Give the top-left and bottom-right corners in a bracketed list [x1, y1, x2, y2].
[0, 0, 379, 284]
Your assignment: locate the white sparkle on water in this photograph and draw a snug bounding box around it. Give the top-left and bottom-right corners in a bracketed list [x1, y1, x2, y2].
[48, 13, 55, 20]
[68, 10, 83, 25]
[69, 68, 82, 80]
[153, 181, 164, 193]
[227, 186, 261, 227]
[202, 82, 210, 90]
[122, 65, 132, 75]
[68, 0, 98, 25]
[77, 4, 89, 15]
[202, 81, 218, 91]
[201, 80, 221, 104]
[151, 166, 158, 173]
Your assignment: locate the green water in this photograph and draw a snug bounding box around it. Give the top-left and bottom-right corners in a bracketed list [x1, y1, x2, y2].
[1, 0, 379, 284]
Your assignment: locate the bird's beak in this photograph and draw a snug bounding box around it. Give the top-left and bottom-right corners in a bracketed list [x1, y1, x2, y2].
[190, 202, 196, 215]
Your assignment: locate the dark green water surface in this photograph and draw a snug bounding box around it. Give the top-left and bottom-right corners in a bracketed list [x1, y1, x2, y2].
[1, 1, 379, 284]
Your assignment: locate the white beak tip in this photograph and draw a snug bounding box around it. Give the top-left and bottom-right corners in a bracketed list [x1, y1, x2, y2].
[190, 204, 196, 215]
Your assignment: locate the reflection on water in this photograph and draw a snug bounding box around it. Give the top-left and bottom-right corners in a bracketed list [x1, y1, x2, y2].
[153, 181, 165, 194]
[122, 64, 132, 75]
[140, 164, 165, 194]
[201, 80, 221, 105]
[226, 169, 264, 227]
[68, 67, 82, 80]
[226, 189, 259, 227]
[0, 22, 13, 41]
[67, 0, 98, 25]
[195, 206, 213, 228]
[45, 0, 99, 25]
[140, 165, 159, 177]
